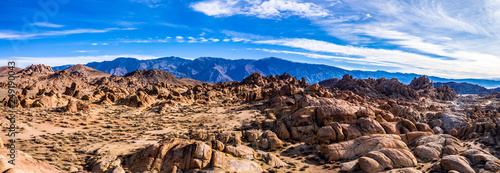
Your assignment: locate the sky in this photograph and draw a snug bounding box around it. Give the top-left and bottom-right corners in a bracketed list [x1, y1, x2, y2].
[1, 0, 500, 80]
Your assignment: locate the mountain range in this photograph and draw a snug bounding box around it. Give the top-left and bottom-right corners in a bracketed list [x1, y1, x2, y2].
[52, 56, 500, 89]
[434, 82, 500, 95]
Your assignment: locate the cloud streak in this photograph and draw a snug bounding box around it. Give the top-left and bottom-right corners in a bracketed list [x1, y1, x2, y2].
[0, 28, 135, 40]
[31, 22, 64, 28]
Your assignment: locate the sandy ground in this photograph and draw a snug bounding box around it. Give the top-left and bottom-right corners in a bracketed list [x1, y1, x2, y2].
[0, 101, 266, 171]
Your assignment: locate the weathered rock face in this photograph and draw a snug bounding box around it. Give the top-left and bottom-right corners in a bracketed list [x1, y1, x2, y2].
[435, 85, 457, 101]
[274, 120, 290, 140]
[315, 104, 358, 125]
[322, 134, 408, 161]
[390, 105, 419, 121]
[124, 138, 263, 173]
[413, 134, 464, 162]
[440, 155, 475, 173]
[359, 117, 386, 135]
[317, 126, 336, 144]
[0, 149, 65, 173]
[225, 144, 256, 160]
[126, 138, 212, 172]
[33, 95, 61, 108]
[218, 131, 243, 145]
[456, 120, 497, 140]
[257, 152, 288, 168]
[123, 91, 155, 107]
[358, 148, 418, 173]
[88, 155, 123, 173]
[64, 99, 78, 112]
[219, 158, 263, 173]
[5, 95, 20, 108]
[64, 82, 79, 96]
[461, 149, 500, 172]
[409, 75, 433, 90]
[253, 130, 283, 151]
[439, 112, 468, 134]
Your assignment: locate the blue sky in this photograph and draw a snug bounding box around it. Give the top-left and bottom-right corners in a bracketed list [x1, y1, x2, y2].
[1, 0, 500, 79]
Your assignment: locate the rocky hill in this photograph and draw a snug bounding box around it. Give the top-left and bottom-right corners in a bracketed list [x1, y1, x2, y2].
[52, 57, 500, 87]
[0, 64, 204, 95]
[435, 82, 500, 94]
[0, 66, 22, 77]
[58, 64, 111, 78]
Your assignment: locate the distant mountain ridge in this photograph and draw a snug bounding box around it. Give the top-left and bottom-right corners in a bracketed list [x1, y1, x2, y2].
[52, 56, 500, 87]
[434, 82, 500, 95]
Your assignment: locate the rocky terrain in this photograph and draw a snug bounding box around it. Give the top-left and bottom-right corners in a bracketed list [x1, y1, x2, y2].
[1, 64, 500, 173]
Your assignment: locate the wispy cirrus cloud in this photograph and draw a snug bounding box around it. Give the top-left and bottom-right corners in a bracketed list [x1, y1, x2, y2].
[315, 0, 500, 53]
[0, 28, 136, 40]
[31, 22, 64, 28]
[159, 22, 190, 29]
[190, 0, 329, 18]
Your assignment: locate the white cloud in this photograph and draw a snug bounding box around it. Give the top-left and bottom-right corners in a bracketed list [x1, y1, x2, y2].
[254, 38, 500, 79]
[175, 36, 185, 43]
[363, 13, 372, 20]
[231, 38, 250, 42]
[91, 43, 98, 46]
[191, 0, 237, 16]
[209, 38, 220, 42]
[199, 37, 208, 42]
[0, 28, 134, 40]
[31, 22, 64, 28]
[187, 37, 197, 43]
[101, 43, 108, 45]
[190, 0, 329, 18]
[223, 38, 231, 42]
